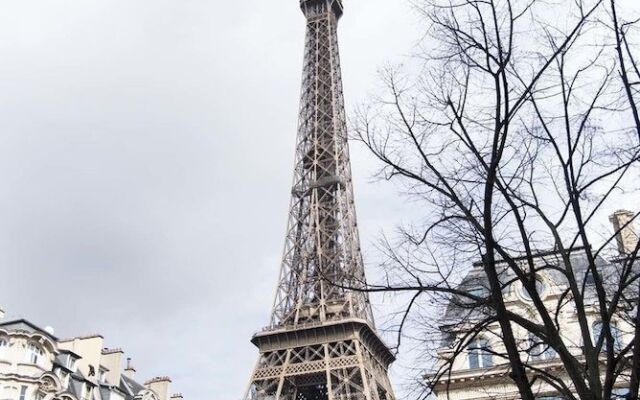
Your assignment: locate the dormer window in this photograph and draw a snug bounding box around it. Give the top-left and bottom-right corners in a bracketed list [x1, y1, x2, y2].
[81, 384, 92, 400]
[58, 370, 70, 389]
[66, 357, 76, 371]
[26, 343, 44, 365]
[99, 369, 108, 383]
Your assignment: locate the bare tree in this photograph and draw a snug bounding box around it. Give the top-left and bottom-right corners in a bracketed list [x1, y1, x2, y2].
[611, 0, 640, 142]
[607, 7, 640, 398]
[350, 1, 640, 399]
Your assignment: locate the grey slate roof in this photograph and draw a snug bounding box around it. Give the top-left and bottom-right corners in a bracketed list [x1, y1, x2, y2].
[119, 375, 146, 400]
[441, 248, 634, 328]
[121, 374, 146, 397]
[0, 319, 58, 341]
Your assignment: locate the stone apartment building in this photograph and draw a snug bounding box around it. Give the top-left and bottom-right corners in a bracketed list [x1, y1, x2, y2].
[0, 312, 183, 400]
[428, 210, 639, 400]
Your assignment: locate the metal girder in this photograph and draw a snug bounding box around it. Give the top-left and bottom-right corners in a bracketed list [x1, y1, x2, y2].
[243, 1, 396, 399]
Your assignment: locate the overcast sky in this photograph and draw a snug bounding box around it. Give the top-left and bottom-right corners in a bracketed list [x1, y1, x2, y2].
[0, 1, 419, 399]
[4, 1, 639, 399]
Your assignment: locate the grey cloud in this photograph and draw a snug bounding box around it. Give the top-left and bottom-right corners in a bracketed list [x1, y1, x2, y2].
[0, 1, 417, 399]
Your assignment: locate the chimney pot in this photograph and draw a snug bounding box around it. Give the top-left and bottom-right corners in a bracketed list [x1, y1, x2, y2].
[124, 357, 136, 379]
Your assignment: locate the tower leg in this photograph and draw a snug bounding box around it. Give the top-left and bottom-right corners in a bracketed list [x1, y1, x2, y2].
[324, 344, 334, 400]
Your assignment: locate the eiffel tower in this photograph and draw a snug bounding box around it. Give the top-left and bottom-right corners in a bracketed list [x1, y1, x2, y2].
[243, 1, 395, 400]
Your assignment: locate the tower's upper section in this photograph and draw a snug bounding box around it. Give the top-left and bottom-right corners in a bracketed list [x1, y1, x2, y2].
[300, 0, 343, 20]
[266, 0, 373, 330]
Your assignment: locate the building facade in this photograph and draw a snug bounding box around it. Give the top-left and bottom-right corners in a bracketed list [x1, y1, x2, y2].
[0, 313, 183, 400]
[428, 211, 639, 400]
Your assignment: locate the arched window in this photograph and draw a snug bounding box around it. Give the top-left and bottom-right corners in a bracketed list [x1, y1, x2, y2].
[521, 279, 546, 301]
[26, 343, 44, 365]
[468, 338, 493, 369]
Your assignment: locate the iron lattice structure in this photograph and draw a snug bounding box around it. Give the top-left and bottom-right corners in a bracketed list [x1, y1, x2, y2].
[244, 1, 396, 399]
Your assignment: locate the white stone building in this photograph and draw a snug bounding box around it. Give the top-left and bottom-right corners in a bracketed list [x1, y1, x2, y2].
[428, 211, 639, 400]
[0, 313, 183, 400]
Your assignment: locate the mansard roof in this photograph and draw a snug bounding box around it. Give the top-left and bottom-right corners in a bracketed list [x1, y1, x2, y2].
[0, 318, 58, 342]
[440, 247, 629, 331]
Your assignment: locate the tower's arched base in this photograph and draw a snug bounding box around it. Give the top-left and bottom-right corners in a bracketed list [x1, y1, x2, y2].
[245, 320, 395, 400]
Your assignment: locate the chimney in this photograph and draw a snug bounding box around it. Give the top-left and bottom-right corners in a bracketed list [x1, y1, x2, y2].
[58, 334, 104, 380]
[101, 348, 124, 385]
[610, 210, 639, 255]
[145, 377, 172, 400]
[124, 357, 136, 379]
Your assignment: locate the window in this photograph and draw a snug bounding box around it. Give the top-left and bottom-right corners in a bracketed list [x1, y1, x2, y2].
[468, 338, 493, 369]
[521, 279, 546, 300]
[0, 339, 7, 358]
[66, 357, 76, 371]
[19, 386, 27, 400]
[611, 323, 622, 351]
[26, 344, 44, 365]
[612, 389, 629, 399]
[81, 384, 92, 400]
[35, 392, 45, 400]
[469, 286, 489, 299]
[60, 371, 70, 389]
[529, 333, 556, 361]
[592, 321, 622, 352]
